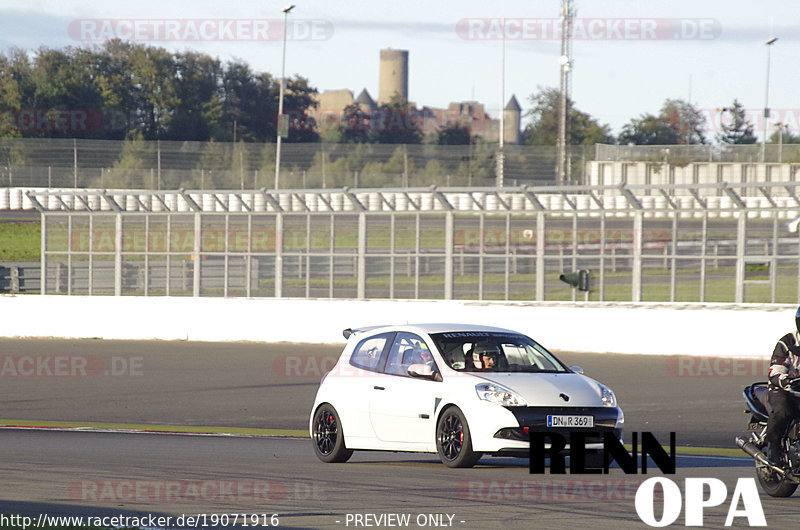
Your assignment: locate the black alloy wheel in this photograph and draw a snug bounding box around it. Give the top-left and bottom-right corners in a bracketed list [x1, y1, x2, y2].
[311, 404, 353, 463]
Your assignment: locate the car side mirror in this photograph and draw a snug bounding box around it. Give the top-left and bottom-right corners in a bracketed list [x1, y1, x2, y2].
[569, 365, 584, 375]
[408, 363, 439, 381]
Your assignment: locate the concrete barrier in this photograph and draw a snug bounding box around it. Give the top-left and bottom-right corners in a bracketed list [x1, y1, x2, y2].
[0, 295, 791, 358]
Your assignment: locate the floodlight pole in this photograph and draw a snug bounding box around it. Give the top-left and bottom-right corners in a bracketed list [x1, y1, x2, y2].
[275, 5, 295, 190]
[762, 37, 777, 163]
[497, 17, 505, 188]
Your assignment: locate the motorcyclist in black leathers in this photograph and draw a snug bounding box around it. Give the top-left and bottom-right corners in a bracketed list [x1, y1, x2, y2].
[765, 306, 800, 466]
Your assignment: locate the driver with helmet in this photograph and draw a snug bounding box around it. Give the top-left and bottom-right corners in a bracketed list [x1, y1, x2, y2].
[473, 343, 501, 371]
[765, 306, 800, 466]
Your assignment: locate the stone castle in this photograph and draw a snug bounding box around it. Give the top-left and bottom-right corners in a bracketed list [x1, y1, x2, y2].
[309, 48, 521, 144]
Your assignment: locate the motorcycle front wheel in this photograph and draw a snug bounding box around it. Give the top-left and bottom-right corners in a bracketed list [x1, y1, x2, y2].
[756, 464, 798, 497]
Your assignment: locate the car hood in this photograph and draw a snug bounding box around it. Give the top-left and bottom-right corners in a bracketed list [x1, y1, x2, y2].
[471, 372, 607, 407]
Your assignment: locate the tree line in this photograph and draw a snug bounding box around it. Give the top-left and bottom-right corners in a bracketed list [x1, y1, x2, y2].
[0, 41, 317, 142]
[0, 42, 794, 146]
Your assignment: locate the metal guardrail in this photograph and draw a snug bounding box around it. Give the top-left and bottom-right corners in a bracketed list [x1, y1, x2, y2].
[0, 263, 40, 293]
[18, 181, 800, 217]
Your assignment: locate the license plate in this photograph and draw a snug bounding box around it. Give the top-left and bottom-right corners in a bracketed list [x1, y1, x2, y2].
[547, 415, 594, 428]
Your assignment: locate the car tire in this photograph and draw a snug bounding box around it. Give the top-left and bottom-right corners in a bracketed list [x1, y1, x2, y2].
[311, 404, 353, 463]
[436, 406, 482, 468]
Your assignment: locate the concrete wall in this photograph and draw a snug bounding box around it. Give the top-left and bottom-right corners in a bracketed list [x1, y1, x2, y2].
[0, 295, 792, 358]
[587, 161, 800, 190]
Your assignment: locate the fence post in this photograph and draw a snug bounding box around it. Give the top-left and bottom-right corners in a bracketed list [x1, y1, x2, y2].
[88, 215, 93, 295]
[735, 214, 746, 303]
[632, 211, 643, 302]
[357, 212, 366, 299]
[193, 212, 201, 297]
[55, 263, 64, 293]
[10, 266, 20, 293]
[73, 138, 78, 188]
[700, 213, 707, 303]
[114, 212, 122, 296]
[444, 212, 453, 300]
[157, 139, 161, 190]
[40, 214, 47, 294]
[321, 143, 327, 188]
[536, 212, 545, 301]
[246, 214, 253, 298]
[275, 213, 283, 298]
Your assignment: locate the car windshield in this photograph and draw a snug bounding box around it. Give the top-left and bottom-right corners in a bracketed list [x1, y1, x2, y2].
[429, 331, 568, 373]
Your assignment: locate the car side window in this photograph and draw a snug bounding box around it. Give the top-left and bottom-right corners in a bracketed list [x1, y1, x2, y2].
[384, 332, 438, 377]
[349, 333, 391, 372]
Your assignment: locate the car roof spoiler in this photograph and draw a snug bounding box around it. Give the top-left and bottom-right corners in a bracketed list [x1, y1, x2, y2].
[342, 325, 388, 340]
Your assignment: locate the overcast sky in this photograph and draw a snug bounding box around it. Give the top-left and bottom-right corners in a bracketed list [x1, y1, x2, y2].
[2, 0, 799, 138]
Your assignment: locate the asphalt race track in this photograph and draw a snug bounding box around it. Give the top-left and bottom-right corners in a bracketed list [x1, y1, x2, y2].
[0, 339, 793, 528]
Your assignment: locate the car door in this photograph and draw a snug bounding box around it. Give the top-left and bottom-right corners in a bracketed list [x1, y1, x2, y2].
[369, 332, 443, 444]
[334, 332, 394, 441]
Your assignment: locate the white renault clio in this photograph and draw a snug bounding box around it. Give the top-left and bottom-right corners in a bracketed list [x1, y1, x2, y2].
[309, 323, 623, 467]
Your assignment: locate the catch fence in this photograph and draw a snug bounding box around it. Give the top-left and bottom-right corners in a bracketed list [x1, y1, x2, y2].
[0, 138, 593, 189]
[29, 182, 800, 304]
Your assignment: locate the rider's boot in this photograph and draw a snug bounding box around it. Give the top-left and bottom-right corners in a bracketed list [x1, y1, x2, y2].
[766, 442, 783, 467]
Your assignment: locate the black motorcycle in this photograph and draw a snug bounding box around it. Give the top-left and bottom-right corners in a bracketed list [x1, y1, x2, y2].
[736, 379, 800, 497]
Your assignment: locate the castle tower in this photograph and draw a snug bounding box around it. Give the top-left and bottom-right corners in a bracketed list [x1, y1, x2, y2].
[355, 88, 377, 113]
[378, 49, 409, 105]
[503, 95, 521, 145]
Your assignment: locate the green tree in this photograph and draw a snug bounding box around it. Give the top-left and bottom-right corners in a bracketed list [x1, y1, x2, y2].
[94, 41, 142, 138]
[0, 48, 33, 114]
[618, 114, 680, 145]
[98, 133, 153, 188]
[373, 96, 422, 144]
[0, 43, 321, 143]
[220, 62, 270, 142]
[167, 52, 223, 141]
[3, 46, 105, 138]
[0, 51, 24, 137]
[661, 99, 706, 144]
[523, 87, 614, 146]
[716, 100, 757, 144]
[128, 44, 178, 139]
[768, 127, 800, 145]
[338, 103, 372, 143]
[437, 123, 472, 145]
[283, 76, 319, 143]
[619, 99, 707, 146]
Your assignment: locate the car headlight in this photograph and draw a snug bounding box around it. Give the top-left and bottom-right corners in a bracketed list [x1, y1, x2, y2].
[600, 385, 616, 407]
[475, 383, 527, 407]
